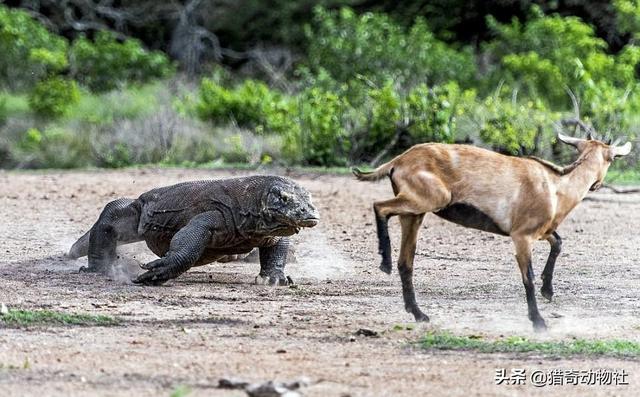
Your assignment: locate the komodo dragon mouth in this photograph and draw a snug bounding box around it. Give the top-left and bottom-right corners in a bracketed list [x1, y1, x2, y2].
[297, 217, 319, 227]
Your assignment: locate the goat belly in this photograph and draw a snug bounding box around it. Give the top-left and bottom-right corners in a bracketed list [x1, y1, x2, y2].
[434, 203, 508, 236]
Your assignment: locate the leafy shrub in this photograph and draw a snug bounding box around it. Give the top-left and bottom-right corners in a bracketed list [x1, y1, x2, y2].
[70, 31, 174, 92]
[28, 77, 80, 118]
[71, 83, 162, 124]
[0, 96, 6, 126]
[305, 7, 476, 88]
[197, 79, 271, 128]
[292, 87, 350, 166]
[474, 95, 557, 155]
[17, 127, 90, 168]
[486, 6, 640, 107]
[407, 82, 474, 144]
[0, 5, 68, 89]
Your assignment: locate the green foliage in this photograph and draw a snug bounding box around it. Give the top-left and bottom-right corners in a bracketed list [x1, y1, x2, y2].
[70, 31, 173, 92]
[614, 0, 640, 35]
[475, 94, 557, 155]
[198, 79, 276, 130]
[28, 77, 80, 118]
[0, 309, 118, 327]
[407, 82, 472, 143]
[71, 83, 161, 124]
[421, 331, 640, 357]
[17, 127, 90, 168]
[485, 6, 639, 107]
[294, 87, 350, 166]
[305, 7, 476, 87]
[0, 96, 6, 125]
[0, 5, 68, 89]
[169, 385, 192, 397]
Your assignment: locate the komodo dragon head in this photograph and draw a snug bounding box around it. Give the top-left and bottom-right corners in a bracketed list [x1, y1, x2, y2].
[262, 178, 319, 233]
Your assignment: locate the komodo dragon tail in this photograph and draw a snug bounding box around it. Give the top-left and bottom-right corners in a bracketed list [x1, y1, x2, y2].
[352, 161, 394, 182]
[67, 230, 90, 259]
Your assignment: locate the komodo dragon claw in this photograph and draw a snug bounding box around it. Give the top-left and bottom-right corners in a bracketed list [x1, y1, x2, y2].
[254, 274, 293, 286]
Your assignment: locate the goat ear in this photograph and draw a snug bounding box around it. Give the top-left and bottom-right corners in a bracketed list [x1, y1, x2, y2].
[557, 133, 583, 148]
[610, 142, 632, 158]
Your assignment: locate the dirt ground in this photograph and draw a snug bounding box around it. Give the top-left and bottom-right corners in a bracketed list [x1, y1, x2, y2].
[1, 168, 639, 397]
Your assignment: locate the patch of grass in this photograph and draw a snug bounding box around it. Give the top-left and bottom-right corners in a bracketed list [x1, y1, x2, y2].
[0, 309, 119, 327]
[421, 331, 640, 358]
[68, 82, 163, 124]
[606, 168, 640, 185]
[0, 357, 31, 371]
[0, 92, 30, 116]
[169, 385, 191, 397]
[393, 323, 415, 331]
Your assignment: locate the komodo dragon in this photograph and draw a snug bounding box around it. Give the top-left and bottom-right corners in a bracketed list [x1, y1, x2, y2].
[67, 176, 319, 285]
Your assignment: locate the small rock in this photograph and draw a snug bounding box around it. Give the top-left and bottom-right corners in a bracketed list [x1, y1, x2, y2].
[0, 303, 8, 315]
[550, 312, 564, 318]
[218, 377, 250, 390]
[355, 328, 378, 338]
[276, 349, 287, 354]
[219, 377, 309, 397]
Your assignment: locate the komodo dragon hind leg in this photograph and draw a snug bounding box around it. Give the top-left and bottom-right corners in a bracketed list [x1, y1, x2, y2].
[82, 198, 142, 274]
[256, 238, 291, 286]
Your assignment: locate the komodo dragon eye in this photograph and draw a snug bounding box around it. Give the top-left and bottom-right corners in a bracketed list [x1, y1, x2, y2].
[280, 191, 293, 202]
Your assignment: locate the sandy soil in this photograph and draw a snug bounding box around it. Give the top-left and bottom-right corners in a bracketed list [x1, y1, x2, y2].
[0, 168, 639, 397]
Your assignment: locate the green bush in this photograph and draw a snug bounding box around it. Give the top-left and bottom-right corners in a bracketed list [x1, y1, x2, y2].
[0, 5, 68, 89]
[70, 31, 174, 92]
[28, 77, 80, 118]
[292, 87, 350, 166]
[407, 82, 474, 144]
[0, 96, 6, 125]
[197, 79, 272, 128]
[486, 6, 640, 108]
[71, 83, 162, 124]
[475, 95, 557, 155]
[17, 127, 90, 168]
[305, 7, 476, 88]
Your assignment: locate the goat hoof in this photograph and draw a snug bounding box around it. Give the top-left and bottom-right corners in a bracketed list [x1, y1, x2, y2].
[532, 319, 547, 332]
[414, 311, 430, 322]
[379, 261, 392, 274]
[540, 286, 554, 302]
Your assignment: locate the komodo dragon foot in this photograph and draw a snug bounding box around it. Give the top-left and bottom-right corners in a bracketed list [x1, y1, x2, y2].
[254, 273, 294, 286]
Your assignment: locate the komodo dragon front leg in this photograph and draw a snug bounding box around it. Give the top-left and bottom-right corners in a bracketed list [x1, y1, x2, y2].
[133, 211, 223, 286]
[256, 238, 291, 286]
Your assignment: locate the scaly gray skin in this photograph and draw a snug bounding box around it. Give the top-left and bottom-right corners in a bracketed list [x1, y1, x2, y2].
[67, 176, 319, 286]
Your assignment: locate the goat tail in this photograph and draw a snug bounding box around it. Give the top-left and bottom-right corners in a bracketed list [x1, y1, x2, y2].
[352, 161, 393, 182]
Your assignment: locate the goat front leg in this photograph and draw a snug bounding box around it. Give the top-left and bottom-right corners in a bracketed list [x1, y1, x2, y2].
[513, 236, 547, 331]
[374, 205, 393, 274]
[540, 232, 562, 301]
[398, 214, 428, 321]
[373, 194, 424, 274]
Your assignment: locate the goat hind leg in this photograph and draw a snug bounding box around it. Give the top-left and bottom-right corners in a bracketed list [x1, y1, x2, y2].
[540, 232, 562, 301]
[398, 214, 428, 321]
[513, 236, 547, 331]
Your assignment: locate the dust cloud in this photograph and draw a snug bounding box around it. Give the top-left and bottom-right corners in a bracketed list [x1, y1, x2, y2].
[292, 227, 353, 280]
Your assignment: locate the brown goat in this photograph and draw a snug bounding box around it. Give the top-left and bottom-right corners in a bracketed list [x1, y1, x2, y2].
[353, 134, 632, 331]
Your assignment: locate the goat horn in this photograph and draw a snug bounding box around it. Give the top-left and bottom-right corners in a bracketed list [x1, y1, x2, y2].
[557, 133, 584, 148]
[611, 142, 633, 158]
